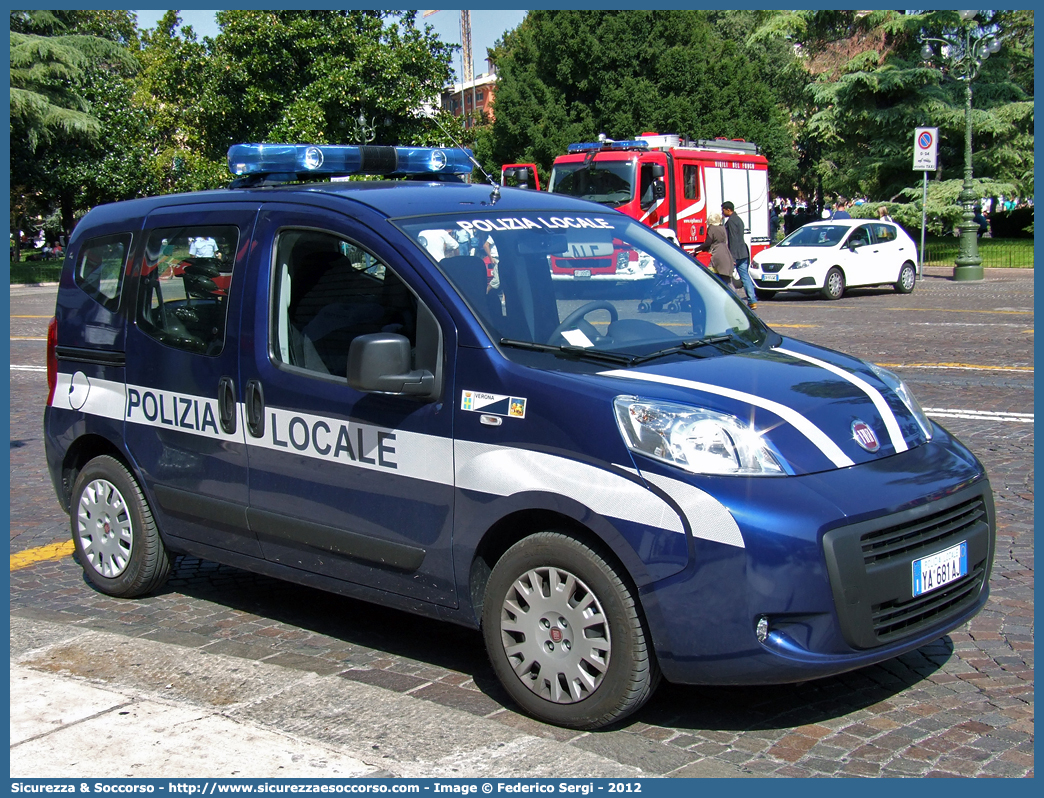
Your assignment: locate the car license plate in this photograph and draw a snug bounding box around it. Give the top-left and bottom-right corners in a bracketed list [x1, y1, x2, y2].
[573, 269, 592, 278]
[912, 541, 967, 597]
[762, 274, 778, 282]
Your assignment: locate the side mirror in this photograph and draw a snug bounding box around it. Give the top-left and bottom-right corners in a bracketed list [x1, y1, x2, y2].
[348, 333, 435, 398]
[653, 182, 666, 200]
[651, 163, 665, 178]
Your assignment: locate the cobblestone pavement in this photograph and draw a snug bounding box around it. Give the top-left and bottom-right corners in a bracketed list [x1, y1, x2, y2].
[9, 269, 1033, 777]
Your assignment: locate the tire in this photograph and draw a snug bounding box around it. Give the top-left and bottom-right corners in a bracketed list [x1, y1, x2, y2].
[894, 262, 916, 294]
[481, 531, 659, 729]
[70, 455, 171, 597]
[821, 267, 845, 300]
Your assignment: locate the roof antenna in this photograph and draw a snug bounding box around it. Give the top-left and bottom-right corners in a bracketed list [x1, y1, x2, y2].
[420, 105, 500, 204]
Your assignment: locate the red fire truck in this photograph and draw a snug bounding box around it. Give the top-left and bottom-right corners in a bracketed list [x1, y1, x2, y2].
[546, 134, 771, 270]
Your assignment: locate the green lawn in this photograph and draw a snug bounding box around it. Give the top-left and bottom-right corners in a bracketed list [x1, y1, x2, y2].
[921, 236, 1033, 269]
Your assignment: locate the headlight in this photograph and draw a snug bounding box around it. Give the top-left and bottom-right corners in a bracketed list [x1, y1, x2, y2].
[788, 258, 817, 270]
[868, 364, 934, 440]
[614, 397, 786, 476]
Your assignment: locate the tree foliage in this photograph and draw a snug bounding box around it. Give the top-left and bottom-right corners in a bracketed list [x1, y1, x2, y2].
[476, 10, 795, 187]
[205, 11, 454, 149]
[752, 10, 1033, 208]
[9, 9, 138, 150]
[8, 9, 1034, 244]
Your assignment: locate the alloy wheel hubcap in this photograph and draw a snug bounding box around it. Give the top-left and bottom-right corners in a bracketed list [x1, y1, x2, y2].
[77, 478, 133, 578]
[499, 566, 611, 704]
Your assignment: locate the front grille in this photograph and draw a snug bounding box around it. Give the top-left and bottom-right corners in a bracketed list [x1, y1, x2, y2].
[821, 485, 994, 650]
[861, 497, 988, 566]
[872, 562, 987, 641]
[759, 262, 785, 273]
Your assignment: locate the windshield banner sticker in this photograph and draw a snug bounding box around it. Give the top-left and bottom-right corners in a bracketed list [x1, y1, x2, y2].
[455, 216, 614, 233]
[462, 390, 527, 419]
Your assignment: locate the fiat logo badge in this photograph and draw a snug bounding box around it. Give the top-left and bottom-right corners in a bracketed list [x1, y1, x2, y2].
[852, 420, 880, 452]
[549, 627, 563, 643]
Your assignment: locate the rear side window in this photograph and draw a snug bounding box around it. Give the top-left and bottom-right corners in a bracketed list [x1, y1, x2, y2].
[872, 223, 898, 242]
[136, 226, 239, 356]
[75, 234, 131, 312]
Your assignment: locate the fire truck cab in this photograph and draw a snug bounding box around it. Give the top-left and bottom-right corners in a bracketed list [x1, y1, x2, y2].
[548, 134, 771, 262]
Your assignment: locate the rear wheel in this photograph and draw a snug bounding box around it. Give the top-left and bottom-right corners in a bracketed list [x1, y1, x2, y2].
[482, 532, 659, 729]
[821, 267, 845, 300]
[70, 455, 171, 597]
[895, 262, 916, 294]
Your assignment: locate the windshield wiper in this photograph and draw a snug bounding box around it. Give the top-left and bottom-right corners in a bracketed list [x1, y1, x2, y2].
[629, 334, 739, 365]
[499, 338, 637, 365]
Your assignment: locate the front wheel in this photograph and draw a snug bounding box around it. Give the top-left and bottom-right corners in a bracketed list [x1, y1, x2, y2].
[894, 262, 916, 294]
[70, 455, 171, 597]
[821, 267, 846, 300]
[482, 532, 659, 729]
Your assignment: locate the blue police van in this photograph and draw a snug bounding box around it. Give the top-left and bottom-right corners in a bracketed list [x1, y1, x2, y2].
[45, 143, 995, 729]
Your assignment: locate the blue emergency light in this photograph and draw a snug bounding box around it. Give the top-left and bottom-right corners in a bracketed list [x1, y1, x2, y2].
[227, 143, 474, 179]
[566, 140, 649, 154]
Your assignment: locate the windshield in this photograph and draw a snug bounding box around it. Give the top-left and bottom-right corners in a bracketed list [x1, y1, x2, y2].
[394, 212, 769, 365]
[548, 159, 636, 207]
[778, 224, 847, 248]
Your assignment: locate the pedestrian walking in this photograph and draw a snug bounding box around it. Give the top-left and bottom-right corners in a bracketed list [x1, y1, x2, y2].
[721, 201, 755, 309]
[696, 212, 734, 287]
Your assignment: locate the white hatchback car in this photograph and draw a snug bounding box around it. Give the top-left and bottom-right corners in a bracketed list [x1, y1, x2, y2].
[750, 219, 918, 300]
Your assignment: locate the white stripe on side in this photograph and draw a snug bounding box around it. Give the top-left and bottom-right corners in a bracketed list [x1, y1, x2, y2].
[639, 471, 744, 548]
[454, 440, 685, 534]
[600, 369, 855, 468]
[776, 347, 908, 453]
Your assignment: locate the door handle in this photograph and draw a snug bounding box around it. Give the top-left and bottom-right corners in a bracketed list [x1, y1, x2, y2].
[217, 376, 237, 435]
[245, 379, 265, 438]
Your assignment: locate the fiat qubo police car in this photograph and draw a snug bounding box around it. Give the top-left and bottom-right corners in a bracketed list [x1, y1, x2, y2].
[45, 143, 995, 729]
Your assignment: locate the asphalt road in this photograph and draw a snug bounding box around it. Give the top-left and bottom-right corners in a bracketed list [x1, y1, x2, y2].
[8, 268, 1033, 778]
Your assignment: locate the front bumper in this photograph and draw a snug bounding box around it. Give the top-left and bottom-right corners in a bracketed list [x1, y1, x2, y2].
[636, 425, 995, 685]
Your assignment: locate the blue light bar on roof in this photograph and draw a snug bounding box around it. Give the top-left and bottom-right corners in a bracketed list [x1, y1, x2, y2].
[566, 140, 650, 154]
[227, 143, 474, 178]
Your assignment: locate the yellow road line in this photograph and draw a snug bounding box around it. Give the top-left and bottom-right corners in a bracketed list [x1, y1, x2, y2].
[11, 540, 75, 571]
[877, 362, 1033, 373]
[11, 315, 52, 319]
[830, 306, 1032, 316]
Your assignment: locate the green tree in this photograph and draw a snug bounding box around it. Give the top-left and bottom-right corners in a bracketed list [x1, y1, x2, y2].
[476, 10, 793, 187]
[9, 9, 141, 253]
[135, 11, 225, 194]
[9, 9, 137, 149]
[753, 10, 1032, 214]
[204, 11, 455, 151]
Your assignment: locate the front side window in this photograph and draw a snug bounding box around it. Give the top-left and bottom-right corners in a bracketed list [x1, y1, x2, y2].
[137, 226, 238, 355]
[846, 225, 873, 248]
[779, 225, 847, 248]
[75, 234, 131, 311]
[394, 212, 769, 367]
[271, 230, 426, 379]
[682, 164, 699, 200]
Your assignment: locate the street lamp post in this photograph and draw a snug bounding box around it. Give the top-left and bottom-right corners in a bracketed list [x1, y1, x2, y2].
[919, 11, 1003, 282]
